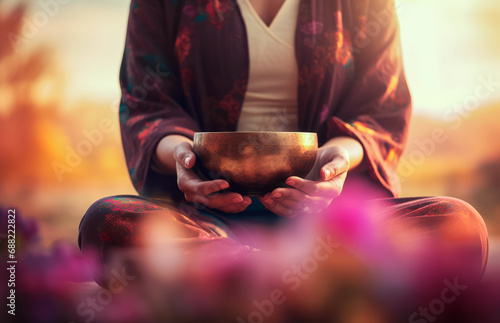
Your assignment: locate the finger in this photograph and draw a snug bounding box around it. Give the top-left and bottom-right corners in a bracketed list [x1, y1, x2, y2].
[286, 176, 343, 198]
[260, 193, 300, 218]
[321, 154, 349, 181]
[259, 194, 277, 208]
[177, 163, 229, 195]
[188, 191, 250, 211]
[173, 142, 196, 169]
[257, 194, 271, 207]
[194, 179, 230, 196]
[262, 192, 324, 217]
[273, 190, 327, 212]
[269, 189, 327, 215]
[218, 199, 252, 213]
[271, 197, 304, 212]
[185, 192, 210, 206]
[269, 187, 307, 203]
[207, 193, 250, 209]
[261, 198, 299, 218]
[285, 176, 319, 195]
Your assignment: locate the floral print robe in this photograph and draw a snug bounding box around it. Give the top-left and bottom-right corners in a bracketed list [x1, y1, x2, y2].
[119, 0, 411, 199]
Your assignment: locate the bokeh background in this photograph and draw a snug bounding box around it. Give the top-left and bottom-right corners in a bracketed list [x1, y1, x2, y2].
[0, 0, 499, 262]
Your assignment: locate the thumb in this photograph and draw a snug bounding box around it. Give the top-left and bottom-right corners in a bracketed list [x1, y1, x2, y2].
[174, 142, 196, 169]
[320, 151, 349, 181]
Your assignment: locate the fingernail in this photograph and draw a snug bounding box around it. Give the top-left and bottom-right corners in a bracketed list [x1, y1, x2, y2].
[220, 182, 229, 190]
[271, 192, 281, 199]
[232, 196, 243, 203]
[324, 169, 331, 180]
[184, 156, 192, 166]
[286, 179, 295, 186]
[263, 198, 272, 205]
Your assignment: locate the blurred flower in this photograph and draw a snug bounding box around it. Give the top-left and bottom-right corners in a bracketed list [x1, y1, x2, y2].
[0, 206, 40, 247]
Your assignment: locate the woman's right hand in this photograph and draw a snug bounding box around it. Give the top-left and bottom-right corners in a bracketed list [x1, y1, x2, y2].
[173, 142, 252, 213]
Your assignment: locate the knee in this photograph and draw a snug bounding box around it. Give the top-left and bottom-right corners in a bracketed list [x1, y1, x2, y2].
[427, 196, 489, 277]
[417, 196, 487, 241]
[78, 195, 146, 249]
[79, 196, 124, 234]
[83, 195, 147, 218]
[428, 197, 487, 235]
[80, 195, 157, 224]
[78, 196, 115, 249]
[82, 196, 113, 218]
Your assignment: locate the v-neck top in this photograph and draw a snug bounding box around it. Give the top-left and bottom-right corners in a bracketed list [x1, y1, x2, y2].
[236, 0, 300, 132]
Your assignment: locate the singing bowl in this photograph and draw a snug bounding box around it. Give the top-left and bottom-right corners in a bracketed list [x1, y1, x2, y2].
[192, 132, 318, 196]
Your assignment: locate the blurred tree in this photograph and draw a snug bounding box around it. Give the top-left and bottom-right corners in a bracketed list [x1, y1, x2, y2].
[0, 2, 132, 245]
[0, 4, 66, 190]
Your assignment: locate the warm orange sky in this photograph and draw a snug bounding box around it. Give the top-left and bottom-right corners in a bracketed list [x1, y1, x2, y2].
[4, 0, 500, 118]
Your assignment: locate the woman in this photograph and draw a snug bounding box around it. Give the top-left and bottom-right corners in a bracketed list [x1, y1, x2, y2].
[79, 0, 488, 291]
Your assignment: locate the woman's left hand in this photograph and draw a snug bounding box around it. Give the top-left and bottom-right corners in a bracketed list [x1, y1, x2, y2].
[258, 146, 350, 218]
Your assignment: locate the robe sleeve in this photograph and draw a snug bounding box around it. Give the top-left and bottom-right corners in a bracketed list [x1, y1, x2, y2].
[328, 0, 412, 197]
[119, 0, 199, 197]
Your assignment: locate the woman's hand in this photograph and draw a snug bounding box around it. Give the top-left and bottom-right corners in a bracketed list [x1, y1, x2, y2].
[258, 145, 350, 218]
[173, 142, 252, 213]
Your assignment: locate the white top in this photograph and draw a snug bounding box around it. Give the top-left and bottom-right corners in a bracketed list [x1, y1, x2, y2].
[236, 0, 300, 132]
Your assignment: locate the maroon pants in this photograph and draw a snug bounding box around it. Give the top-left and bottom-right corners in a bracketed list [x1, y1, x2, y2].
[78, 192, 488, 286]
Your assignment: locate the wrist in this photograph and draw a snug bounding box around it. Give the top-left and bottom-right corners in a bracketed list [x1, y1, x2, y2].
[320, 136, 363, 171]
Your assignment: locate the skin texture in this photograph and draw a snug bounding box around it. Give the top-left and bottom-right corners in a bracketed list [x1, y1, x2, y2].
[155, 134, 364, 217]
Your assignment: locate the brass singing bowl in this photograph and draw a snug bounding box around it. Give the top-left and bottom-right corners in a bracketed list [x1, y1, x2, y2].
[192, 132, 318, 196]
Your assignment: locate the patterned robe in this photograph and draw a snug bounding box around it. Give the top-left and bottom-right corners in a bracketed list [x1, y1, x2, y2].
[118, 0, 412, 199]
